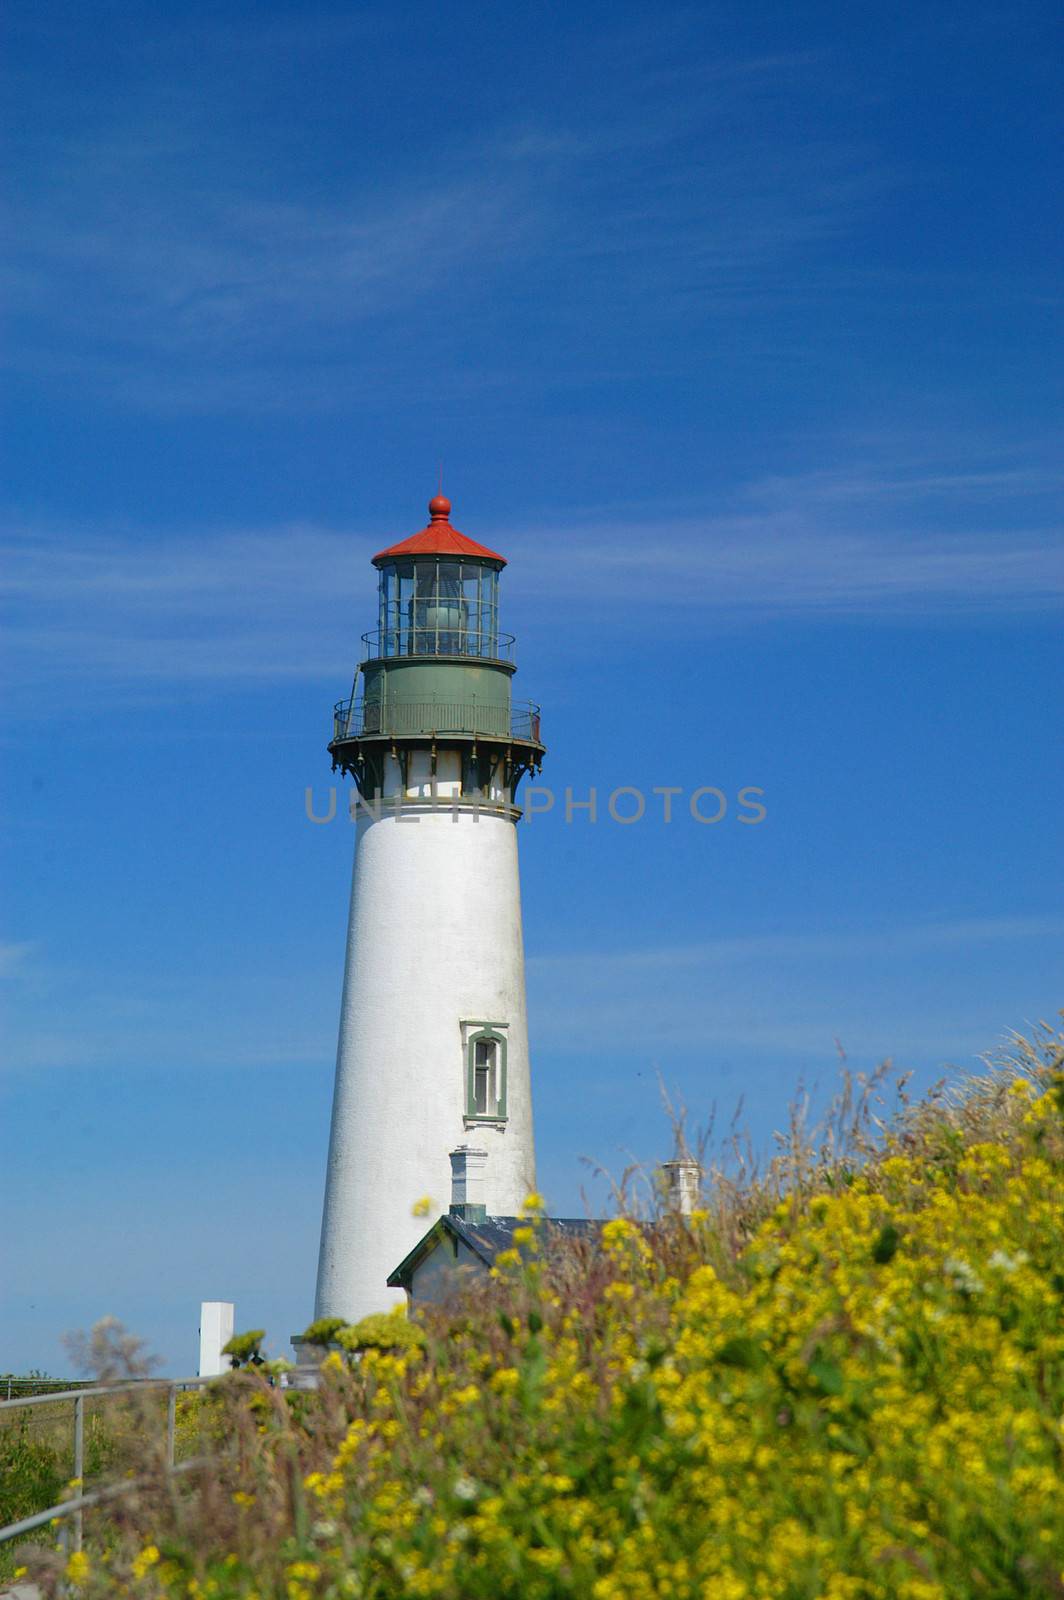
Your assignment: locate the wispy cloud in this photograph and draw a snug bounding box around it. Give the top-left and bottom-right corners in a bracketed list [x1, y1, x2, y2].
[0, 942, 36, 979]
[10, 179, 540, 354]
[2, 446, 1061, 705]
[527, 915, 1064, 976]
[511, 453, 1064, 619]
[5, 915, 1057, 1077]
[526, 915, 1064, 1062]
[2, 28, 878, 411]
[515, 520, 1063, 618]
[0, 941, 336, 1075]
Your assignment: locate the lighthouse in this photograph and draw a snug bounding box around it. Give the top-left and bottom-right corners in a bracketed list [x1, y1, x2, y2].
[314, 494, 545, 1322]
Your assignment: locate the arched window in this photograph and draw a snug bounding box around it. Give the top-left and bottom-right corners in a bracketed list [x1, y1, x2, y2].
[465, 1027, 508, 1121]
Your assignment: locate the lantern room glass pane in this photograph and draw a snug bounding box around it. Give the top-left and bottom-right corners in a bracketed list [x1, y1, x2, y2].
[434, 563, 463, 653]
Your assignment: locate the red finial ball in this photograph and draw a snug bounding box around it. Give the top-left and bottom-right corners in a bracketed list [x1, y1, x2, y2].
[428, 494, 451, 522]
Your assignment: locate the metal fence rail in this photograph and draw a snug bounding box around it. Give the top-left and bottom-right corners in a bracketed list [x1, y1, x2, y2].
[1, 1457, 205, 1561]
[0, 1376, 215, 1556]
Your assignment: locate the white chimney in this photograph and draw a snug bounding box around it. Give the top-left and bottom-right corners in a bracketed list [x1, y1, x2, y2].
[198, 1301, 235, 1377]
[660, 1156, 701, 1217]
[449, 1146, 488, 1222]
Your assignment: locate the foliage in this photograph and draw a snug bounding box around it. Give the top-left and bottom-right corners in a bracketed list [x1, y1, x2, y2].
[0, 1418, 65, 1578]
[0, 1392, 128, 1581]
[334, 1307, 426, 1356]
[64, 1317, 158, 1383]
[298, 1319, 349, 1348]
[22, 1023, 1064, 1600]
[0, 1371, 87, 1400]
[0, 1326, 221, 1582]
[222, 1332, 267, 1369]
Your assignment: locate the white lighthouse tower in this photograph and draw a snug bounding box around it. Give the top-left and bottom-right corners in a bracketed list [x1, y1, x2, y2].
[314, 494, 545, 1322]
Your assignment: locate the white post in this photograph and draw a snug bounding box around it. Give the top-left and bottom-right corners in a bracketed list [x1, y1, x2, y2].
[198, 1301, 235, 1377]
[72, 1392, 84, 1551]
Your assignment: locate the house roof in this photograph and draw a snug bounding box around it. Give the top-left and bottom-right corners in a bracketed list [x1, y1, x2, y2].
[372, 495, 507, 569]
[387, 1213, 603, 1289]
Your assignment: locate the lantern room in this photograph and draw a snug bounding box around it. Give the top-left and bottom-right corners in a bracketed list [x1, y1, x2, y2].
[370, 495, 509, 662]
[374, 557, 502, 660]
[328, 494, 544, 795]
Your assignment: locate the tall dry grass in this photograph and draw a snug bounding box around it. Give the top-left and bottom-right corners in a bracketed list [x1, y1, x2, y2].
[18, 1020, 1064, 1599]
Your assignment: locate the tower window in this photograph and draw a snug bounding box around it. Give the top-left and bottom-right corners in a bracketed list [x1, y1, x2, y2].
[473, 1038, 497, 1115]
[465, 1027, 508, 1121]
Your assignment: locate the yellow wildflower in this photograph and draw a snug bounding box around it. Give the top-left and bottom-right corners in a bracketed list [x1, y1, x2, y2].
[65, 1550, 91, 1585]
[132, 1544, 161, 1579]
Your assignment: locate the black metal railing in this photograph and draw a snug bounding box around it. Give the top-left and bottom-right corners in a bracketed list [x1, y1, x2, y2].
[361, 628, 516, 663]
[332, 698, 541, 744]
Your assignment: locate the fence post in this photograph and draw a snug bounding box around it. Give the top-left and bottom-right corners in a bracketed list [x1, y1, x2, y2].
[72, 1394, 85, 1552]
[166, 1385, 177, 1468]
[59, 1505, 71, 1596]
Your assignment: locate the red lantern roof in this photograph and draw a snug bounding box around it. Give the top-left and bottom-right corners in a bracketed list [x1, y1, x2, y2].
[372, 495, 506, 568]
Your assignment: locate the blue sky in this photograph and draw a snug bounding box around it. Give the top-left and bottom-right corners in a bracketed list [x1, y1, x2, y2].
[2, 0, 1062, 1375]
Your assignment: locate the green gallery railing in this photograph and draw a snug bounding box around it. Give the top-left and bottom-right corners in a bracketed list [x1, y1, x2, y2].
[331, 698, 541, 744]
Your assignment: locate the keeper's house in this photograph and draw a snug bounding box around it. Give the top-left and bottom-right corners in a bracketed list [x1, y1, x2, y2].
[388, 1211, 601, 1309]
